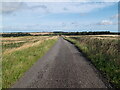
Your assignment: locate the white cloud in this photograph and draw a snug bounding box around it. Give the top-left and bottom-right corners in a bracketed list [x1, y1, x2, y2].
[28, 2, 115, 13]
[97, 20, 113, 25]
[95, 13, 118, 26]
[0, 2, 116, 14]
[0, 2, 27, 14]
[14, 3, 117, 14]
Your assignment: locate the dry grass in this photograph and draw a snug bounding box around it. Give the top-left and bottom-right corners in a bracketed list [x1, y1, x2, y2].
[89, 36, 119, 40]
[1, 37, 25, 41]
[2, 36, 46, 42]
[65, 35, 119, 40]
[88, 35, 118, 37]
[30, 32, 53, 35]
[2, 41, 26, 44]
[3, 36, 57, 54]
[2, 36, 58, 54]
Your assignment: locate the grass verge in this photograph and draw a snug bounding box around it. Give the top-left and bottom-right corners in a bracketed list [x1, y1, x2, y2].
[65, 37, 120, 88]
[2, 38, 57, 88]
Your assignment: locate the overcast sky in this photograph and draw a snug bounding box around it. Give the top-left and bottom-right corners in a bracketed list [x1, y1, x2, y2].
[0, 0, 119, 32]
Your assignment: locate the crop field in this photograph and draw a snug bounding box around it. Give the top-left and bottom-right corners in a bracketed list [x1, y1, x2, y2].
[2, 36, 55, 53]
[65, 35, 120, 88]
[1, 36, 58, 88]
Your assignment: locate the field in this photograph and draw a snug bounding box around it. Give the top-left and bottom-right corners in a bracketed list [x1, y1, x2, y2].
[2, 36, 58, 88]
[1, 34, 120, 88]
[65, 35, 120, 88]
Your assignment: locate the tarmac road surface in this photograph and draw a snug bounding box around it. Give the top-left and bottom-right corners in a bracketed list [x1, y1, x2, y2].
[12, 37, 107, 88]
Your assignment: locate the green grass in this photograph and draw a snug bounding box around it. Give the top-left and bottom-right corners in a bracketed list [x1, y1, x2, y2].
[65, 36, 120, 88]
[2, 38, 57, 88]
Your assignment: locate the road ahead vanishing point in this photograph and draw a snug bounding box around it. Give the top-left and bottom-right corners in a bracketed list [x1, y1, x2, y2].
[12, 37, 107, 88]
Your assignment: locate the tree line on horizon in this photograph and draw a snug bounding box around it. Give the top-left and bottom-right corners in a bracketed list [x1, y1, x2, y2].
[0, 31, 119, 37]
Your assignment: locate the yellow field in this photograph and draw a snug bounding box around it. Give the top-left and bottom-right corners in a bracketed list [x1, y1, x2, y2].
[65, 35, 119, 40]
[2, 36, 58, 54]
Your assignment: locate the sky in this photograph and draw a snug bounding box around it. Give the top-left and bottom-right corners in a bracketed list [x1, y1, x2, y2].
[0, 0, 119, 32]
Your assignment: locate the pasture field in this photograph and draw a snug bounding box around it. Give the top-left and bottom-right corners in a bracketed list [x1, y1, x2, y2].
[1, 36, 58, 88]
[65, 35, 120, 88]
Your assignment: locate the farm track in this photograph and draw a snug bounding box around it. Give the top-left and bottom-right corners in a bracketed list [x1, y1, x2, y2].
[12, 37, 108, 88]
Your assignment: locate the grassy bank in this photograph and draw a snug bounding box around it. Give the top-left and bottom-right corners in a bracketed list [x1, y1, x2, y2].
[2, 37, 57, 88]
[65, 36, 120, 88]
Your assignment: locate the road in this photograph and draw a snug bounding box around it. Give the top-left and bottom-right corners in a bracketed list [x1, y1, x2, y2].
[12, 37, 108, 88]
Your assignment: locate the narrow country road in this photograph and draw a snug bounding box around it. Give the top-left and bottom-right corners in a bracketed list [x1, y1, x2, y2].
[12, 37, 107, 88]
